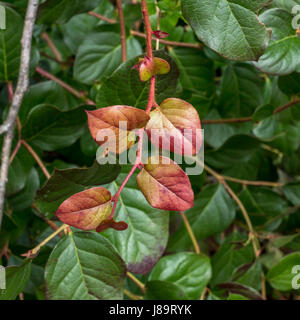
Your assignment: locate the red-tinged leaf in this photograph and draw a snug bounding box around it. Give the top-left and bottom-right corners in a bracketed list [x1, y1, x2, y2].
[86, 106, 150, 153]
[152, 30, 169, 39]
[136, 156, 194, 211]
[55, 187, 112, 230]
[96, 219, 128, 232]
[136, 57, 170, 81]
[146, 98, 202, 155]
[153, 57, 170, 75]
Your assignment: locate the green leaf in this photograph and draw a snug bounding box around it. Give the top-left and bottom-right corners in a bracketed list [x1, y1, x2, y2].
[20, 81, 81, 122]
[278, 73, 300, 97]
[45, 232, 126, 300]
[255, 9, 300, 75]
[0, 259, 32, 300]
[169, 47, 215, 98]
[181, 0, 271, 61]
[21, 104, 87, 151]
[36, 161, 120, 218]
[37, 0, 102, 24]
[74, 33, 142, 85]
[273, 0, 300, 12]
[61, 1, 115, 53]
[252, 104, 274, 122]
[168, 184, 235, 251]
[96, 50, 179, 109]
[145, 280, 187, 300]
[0, 7, 22, 81]
[148, 252, 212, 300]
[282, 182, 300, 206]
[267, 252, 300, 291]
[235, 261, 262, 291]
[205, 134, 261, 169]
[211, 232, 255, 286]
[219, 63, 264, 117]
[8, 168, 40, 212]
[239, 186, 289, 227]
[102, 169, 169, 274]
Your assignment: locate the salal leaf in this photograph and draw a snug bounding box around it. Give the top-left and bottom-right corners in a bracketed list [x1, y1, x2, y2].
[219, 63, 264, 117]
[181, 0, 271, 61]
[146, 98, 202, 155]
[145, 281, 187, 300]
[20, 81, 80, 122]
[255, 8, 300, 75]
[35, 161, 120, 218]
[102, 169, 169, 274]
[61, 1, 115, 53]
[37, 0, 102, 24]
[148, 252, 212, 300]
[0, 260, 32, 300]
[273, 0, 300, 13]
[137, 156, 194, 211]
[45, 232, 126, 300]
[0, 7, 38, 81]
[55, 187, 112, 231]
[137, 57, 170, 82]
[168, 184, 235, 251]
[22, 104, 87, 151]
[278, 73, 300, 97]
[282, 182, 300, 206]
[74, 33, 142, 84]
[86, 105, 149, 153]
[96, 51, 179, 109]
[267, 252, 300, 291]
[169, 47, 215, 98]
[211, 232, 255, 286]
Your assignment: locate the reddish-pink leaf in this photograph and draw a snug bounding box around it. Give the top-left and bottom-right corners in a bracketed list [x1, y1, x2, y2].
[96, 219, 128, 232]
[55, 187, 112, 230]
[136, 156, 194, 211]
[146, 98, 202, 155]
[86, 106, 150, 153]
[152, 30, 169, 39]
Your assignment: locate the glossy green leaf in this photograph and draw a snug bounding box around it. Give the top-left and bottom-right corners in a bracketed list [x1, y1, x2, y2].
[168, 184, 235, 251]
[37, 0, 102, 24]
[219, 63, 264, 117]
[252, 104, 274, 122]
[96, 51, 179, 109]
[102, 170, 169, 274]
[21, 104, 87, 151]
[282, 182, 300, 206]
[181, 0, 271, 61]
[211, 232, 255, 286]
[0, 259, 32, 300]
[36, 161, 120, 218]
[148, 252, 212, 300]
[74, 33, 142, 84]
[255, 9, 300, 75]
[45, 232, 126, 299]
[278, 73, 300, 97]
[145, 280, 187, 300]
[267, 252, 300, 291]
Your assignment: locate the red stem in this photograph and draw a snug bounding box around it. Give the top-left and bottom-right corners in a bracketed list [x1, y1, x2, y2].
[41, 32, 63, 63]
[7, 81, 14, 103]
[141, 0, 153, 58]
[116, 0, 127, 62]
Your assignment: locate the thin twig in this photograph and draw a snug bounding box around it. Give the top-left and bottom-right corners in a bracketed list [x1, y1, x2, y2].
[116, 0, 127, 62]
[123, 289, 143, 300]
[141, 0, 153, 59]
[130, 30, 202, 49]
[179, 211, 200, 254]
[0, 0, 39, 230]
[261, 272, 267, 300]
[154, 0, 160, 50]
[202, 99, 300, 125]
[41, 32, 63, 63]
[35, 66, 95, 105]
[221, 175, 283, 187]
[204, 164, 260, 257]
[87, 11, 117, 24]
[21, 140, 51, 179]
[127, 272, 146, 294]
